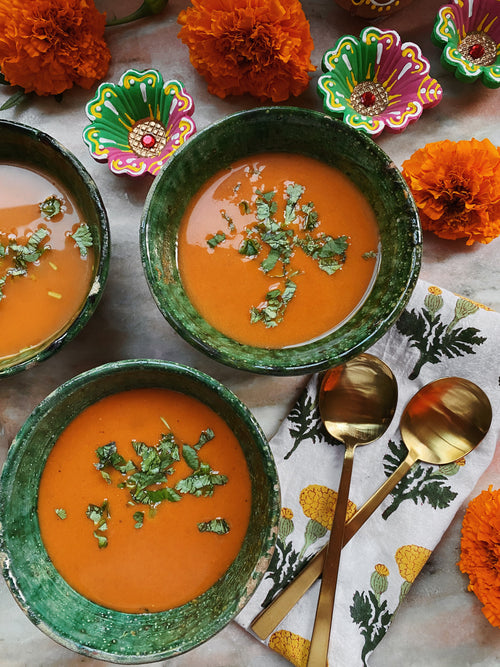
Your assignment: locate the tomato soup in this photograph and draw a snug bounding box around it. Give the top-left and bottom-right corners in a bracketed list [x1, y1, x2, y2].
[177, 153, 379, 348]
[0, 164, 94, 360]
[37, 388, 252, 614]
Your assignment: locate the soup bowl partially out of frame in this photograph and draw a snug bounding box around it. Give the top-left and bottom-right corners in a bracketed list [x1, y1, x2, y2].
[140, 106, 421, 376]
[0, 359, 280, 663]
[0, 120, 110, 377]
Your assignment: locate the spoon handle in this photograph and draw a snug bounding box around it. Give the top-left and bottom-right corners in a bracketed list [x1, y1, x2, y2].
[307, 444, 355, 666]
[251, 453, 415, 641]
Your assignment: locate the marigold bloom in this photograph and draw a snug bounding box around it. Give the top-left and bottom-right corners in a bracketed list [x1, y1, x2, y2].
[177, 0, 315, 102]
[402, 138, 500, 245]
[299, 483, 356, 530]
[459, 486, 500, 628]
[0, 0, 111, 96]
[269, 629, 310, 667]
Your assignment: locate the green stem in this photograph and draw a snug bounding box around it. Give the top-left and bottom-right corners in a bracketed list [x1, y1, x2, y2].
[105, 0, 168, 27]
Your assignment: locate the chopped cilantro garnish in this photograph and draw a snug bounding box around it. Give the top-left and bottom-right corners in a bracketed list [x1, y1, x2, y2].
[198, 518, 230, 535]
[70, 223, 93, 258]
[39, 195, 63, 219]
[55, 508, 67, 520]
[86, 426, 227, 547]
[207, 232, 226, 248]
[10, 227, 50, 270]
[362, 250, 378, 259]
[297, 234, 348, 275]
[250, 278, 297, 328]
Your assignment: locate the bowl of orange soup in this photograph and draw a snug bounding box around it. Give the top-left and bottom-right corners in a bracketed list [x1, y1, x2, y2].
[0, 120, 110, 376]
[141, 106, 421, 375]
[0, 359, 279, 661]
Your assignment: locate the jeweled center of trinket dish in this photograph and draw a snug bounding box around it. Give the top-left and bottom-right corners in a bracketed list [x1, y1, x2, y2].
[129, 119, 167, 158]
[458, 32, 497, 67]
[141, 134, 156, 149]
[350, 81, 388, 116]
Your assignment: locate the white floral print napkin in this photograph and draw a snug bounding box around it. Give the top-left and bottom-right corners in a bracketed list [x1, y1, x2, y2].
[237, 279, 500, 667]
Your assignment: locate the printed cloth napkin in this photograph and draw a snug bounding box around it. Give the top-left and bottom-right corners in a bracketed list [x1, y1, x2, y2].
[237, 279, 500, 667]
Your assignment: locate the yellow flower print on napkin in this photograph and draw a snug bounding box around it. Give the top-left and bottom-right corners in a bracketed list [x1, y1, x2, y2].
[395, 544, 432, 601]
[299, 484, 356, 558]
[269, 629, 310, 667]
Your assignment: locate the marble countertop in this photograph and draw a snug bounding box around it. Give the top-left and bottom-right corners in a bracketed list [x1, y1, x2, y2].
[1, 1, 500, 665]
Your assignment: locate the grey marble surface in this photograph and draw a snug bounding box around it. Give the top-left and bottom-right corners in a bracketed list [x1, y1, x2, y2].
[1, 1, 500, 665]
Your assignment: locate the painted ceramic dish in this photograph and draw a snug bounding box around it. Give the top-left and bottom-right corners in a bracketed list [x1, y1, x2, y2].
[83, 69, 196, 177]
[140, 107, 422, 376]
[432, 0, 500, 87]
[0, 360, 279, 662]
[317, 27, 443, 137]
[0, 120, 109, 377]
[334, 0, 415, 17]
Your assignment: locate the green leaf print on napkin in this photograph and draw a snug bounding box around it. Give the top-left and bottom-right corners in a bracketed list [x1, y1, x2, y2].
[395, 287, 486, 379]
[381, 440, 458, 519]
[284, 387, 327, 459]
[350, 567, 393, 667]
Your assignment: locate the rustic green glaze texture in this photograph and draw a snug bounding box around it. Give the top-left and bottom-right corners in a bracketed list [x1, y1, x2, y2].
[0, 360, 280, 662]
[0, 120, 110, 377]
[140, 107, 421, 375]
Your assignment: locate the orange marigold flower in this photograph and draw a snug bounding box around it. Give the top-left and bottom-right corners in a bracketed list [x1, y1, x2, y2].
[177, 0, 315, 102]
[402, 138, 500, 245]
[458, 486, 500, 628]
[0, 0, 111, 96]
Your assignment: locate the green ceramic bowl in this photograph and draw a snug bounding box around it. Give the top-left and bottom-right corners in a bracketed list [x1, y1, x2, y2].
[0, 360, 279, 662]
[140, 107, 421, 375]
[0, 120, 110, 377]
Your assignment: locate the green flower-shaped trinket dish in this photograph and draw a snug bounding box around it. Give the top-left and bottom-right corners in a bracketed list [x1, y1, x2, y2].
[83, 69, 196, 177]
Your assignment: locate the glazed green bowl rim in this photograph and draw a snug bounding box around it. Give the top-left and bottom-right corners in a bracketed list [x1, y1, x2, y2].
[140, 106, 421, 376]
[0, 119, 110, 378]
[0, 359, 280, 663]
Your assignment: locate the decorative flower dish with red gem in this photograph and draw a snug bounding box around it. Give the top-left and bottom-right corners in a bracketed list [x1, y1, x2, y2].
[432, 0, 500, 87]
[83, 69, 196, 177]
[317, 27, 442, 137]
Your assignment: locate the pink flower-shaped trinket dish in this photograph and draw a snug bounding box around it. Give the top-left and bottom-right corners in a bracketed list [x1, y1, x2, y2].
[433, 0, 500, 87]
[317, 27, 443, 137]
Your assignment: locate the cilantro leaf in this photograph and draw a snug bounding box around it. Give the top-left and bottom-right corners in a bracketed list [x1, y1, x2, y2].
[175, 462, 228, 497]
[39, 195, 63, 220]
[70, 223, 93, 258]
[182, 444, 199, 471]
[55, 508, 67, 520]
[95, 442, 134, 474]
[239, 238, 261, 257]
[198, 518, 230, 535]
[284, 183, 304, 224]
[133, 511, 144, 529]
[207, 232, 226, 248]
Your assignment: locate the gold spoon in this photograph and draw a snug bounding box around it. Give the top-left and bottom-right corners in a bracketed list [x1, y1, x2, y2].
[251, 376, 492, 645]
[306, 353, 398, 666]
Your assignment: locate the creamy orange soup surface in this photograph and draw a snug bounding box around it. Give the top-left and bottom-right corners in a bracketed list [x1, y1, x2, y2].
[177, 153, 380, 348]
[37, 387, 252, 614]
[0, 164, 94, 361]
